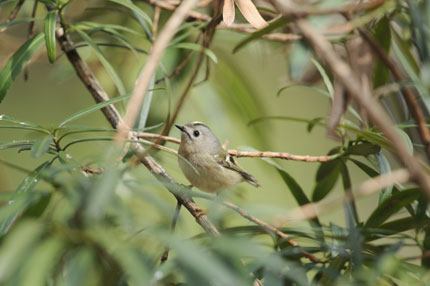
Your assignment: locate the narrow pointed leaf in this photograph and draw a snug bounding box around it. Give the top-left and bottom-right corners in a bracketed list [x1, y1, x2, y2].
[74, 27, 126, 96]
[31, 134, 54, 158]
[44, 10, 57, 63]
[0, 17, 42, 30]
[0, 161, 50, 236]
[365, 188, 421, 228]
[172, 42, 218, 63]
[233, 17, 287, 53]
[108, 0, 152, 26]
[59, 93, 130, 127]
[0, 33, 45, 102]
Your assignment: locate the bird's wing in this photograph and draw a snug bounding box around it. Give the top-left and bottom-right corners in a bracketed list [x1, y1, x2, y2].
[214, 150, 260, 187]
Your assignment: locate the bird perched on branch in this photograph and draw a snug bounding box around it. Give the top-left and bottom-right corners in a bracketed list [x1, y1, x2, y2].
[176, 121, 260, 193]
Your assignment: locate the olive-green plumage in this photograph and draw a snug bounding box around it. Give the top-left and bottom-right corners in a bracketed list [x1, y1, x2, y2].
[176, 122, 260, 193]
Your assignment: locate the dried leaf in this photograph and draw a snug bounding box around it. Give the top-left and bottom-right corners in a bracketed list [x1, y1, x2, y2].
[234, 0, 268, 29]
[223, 0, 235, 27]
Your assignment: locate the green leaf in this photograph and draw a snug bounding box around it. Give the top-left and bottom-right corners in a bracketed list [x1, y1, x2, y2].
[0, 161, 50, 236]
[312, 161, 341, 202]
[31, 134, 54, 158]
[0, 33, 45, 102]
[0, 221, 44, 281]
[375, 152, 392, 204]
[0, 140, 33, 151]
[288, 40, 310, 81]
[134, 74, 155, 130]
[44, 10, 57, 63]
[74, 27, 126, 96]
[21, 192, 52, 218]
[0, 17, 42, 30]
[58, 93, 130, 127]
[365, 188, 421, 228]
[108, 0, 152, 26]
[345, 142, 381, 156]
[371, 16, 391, 88]
[169, 22, 205, 46]
[172, 42, 218, 63]
[233, 17, 287, 53]
[277, 84, 330, 97]
[340, 161, 359, 224]
[19, 237, 64, 286]
[259, 156, 323, 237]
[311, 58, 334, 98]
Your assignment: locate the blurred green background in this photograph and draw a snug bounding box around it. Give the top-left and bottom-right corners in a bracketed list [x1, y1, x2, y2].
[0, 0, 379, 236]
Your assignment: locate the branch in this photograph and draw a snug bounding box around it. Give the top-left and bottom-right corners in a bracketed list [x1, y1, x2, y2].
[187, 190, 320, 263]
[271, 0, 430, 197]
[273, 168, 410, 225]
[272, 0, 387, 17]
[135, 132, 338, 162]
[55, 19, 220, 237]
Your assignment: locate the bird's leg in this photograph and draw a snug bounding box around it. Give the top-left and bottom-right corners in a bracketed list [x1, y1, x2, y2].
[160, 201, 182, 263]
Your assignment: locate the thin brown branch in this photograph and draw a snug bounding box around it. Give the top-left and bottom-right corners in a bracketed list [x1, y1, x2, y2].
[221, 200, 320, 263]
[117, 0, 200, 142]
[148, 0, 211, 21]
[0, 0, 25, 32]
[228, 150, 337, 162]
[271, 0, 430, 197]
[135, 132, 338, 162]
[357, 28, 430, 160]
[82, 166, 104, 174]
[55, 16, 220, 237]
[273, 168, 410, 225]
[275, 0, 387, 17]
[190, 191, 319, 263]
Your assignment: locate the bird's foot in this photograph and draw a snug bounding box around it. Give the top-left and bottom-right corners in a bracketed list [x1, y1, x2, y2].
[195, 208, 208, 219]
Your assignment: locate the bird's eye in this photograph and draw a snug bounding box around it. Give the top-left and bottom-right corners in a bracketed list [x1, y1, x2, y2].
[193, 130, 200, 137]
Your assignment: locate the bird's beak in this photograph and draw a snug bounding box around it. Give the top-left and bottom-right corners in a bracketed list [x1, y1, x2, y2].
[175, 124, 185, 132]
[175, 124, 192, 140]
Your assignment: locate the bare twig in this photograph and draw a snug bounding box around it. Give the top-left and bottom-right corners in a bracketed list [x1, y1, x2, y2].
[117, 0, 200, 142]
[189, 191, 320, 263]
[135, 132, 339, 162]
[271, 0, 430, 197]
[0, 0, 25, 32]
[274, 0, 387, 17]
[228, 150, 337, 162]
[273, 168, 410, 225]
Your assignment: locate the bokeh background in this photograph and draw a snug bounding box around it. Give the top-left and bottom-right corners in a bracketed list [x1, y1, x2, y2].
[0, 0, 384, 235]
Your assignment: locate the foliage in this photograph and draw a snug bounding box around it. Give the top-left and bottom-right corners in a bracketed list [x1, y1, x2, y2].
[1, 0, 430, 285]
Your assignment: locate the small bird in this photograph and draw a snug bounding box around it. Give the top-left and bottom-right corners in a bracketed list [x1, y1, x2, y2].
[175, 122, 260, 193]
